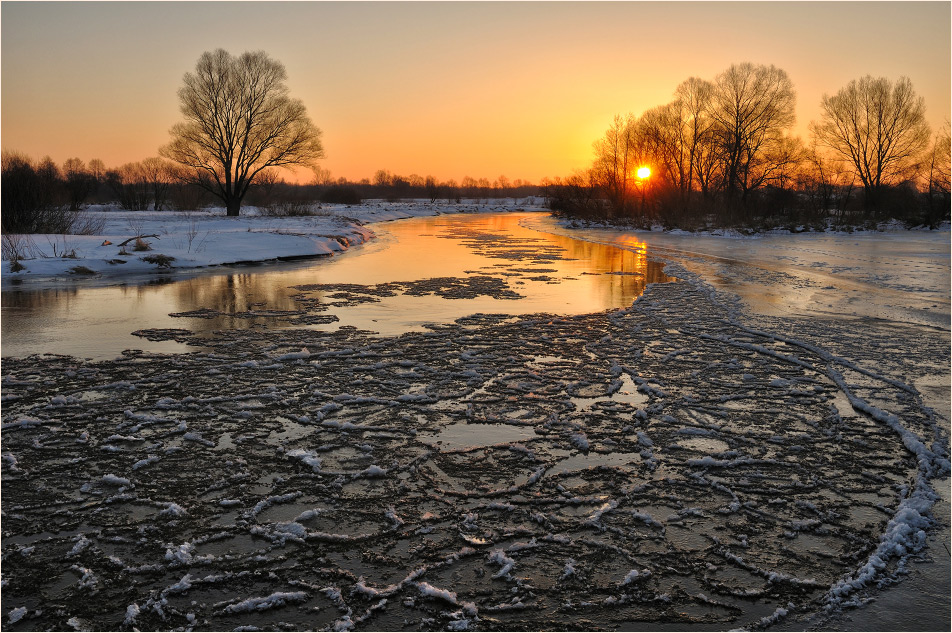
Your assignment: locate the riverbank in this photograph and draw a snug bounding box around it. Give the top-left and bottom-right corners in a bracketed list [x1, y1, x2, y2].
[1, 199, 545, 286]
[558, 215, 951, 237]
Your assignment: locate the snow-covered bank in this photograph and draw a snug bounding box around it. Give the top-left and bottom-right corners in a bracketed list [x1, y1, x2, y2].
[529, 215, 951, 333]
[559, 216, 952, 237]
[1, 199, 545, 285]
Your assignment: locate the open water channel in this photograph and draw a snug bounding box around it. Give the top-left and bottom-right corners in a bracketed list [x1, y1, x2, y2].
[1, 211, 948, 631]
[1, 213, 670, 360]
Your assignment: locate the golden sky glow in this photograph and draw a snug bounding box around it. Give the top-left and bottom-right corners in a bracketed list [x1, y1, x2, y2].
[2, 2, 949, 184]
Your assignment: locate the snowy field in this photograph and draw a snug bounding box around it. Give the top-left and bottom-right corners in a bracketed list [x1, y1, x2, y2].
[1, 200, 544, 283]
[1, 205, 949, 631]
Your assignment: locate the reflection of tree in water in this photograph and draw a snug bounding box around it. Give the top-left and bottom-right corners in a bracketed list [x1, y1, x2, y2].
[172, 273, 301, 315]
[155, 215, 676, 336]
[2, 286, 81, 315]
[2, 214, 676, 356]
[165, 272, 312, 334]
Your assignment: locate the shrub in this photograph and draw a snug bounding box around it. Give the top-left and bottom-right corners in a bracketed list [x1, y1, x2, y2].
[261, 200, 314, 216]
[140, 254, 175, 269]
[2, 233, 36, 271]
[2, 152, 107, 235]
[1, 152, 68, 233]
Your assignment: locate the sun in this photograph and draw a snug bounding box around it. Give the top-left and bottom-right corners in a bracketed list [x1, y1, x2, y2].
[636, 166, 651, 179]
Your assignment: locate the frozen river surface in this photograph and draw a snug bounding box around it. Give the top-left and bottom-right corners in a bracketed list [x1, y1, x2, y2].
[1, 213, 948, 631]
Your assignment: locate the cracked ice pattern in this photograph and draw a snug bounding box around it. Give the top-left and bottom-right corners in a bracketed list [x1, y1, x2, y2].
[2, 273, 948, 630]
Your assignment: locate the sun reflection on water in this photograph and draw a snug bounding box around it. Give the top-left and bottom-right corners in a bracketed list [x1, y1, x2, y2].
[1, 213, 674, 359]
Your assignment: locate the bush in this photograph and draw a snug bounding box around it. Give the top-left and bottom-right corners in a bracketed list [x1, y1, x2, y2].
[1, 152, 67, 233]
[320, 186, 362, 205]
[140, 254, 175, 269]
[2, 152, 106, 235]
[2, 234, 36, 270]
[261, 200, 314, 216]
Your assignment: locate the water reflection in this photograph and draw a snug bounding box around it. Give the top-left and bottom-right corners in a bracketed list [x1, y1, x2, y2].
[1, 213, 673, 359]
[543, 220, 950, 329]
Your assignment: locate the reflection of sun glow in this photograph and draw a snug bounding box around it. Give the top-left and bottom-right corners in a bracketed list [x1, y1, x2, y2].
[636, 166, 651, 179]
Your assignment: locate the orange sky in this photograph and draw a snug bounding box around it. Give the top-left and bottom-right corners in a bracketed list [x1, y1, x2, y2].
[2, 2, 949, 184]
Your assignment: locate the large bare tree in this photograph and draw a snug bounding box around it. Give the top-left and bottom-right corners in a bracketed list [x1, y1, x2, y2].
[710, 63, 796, 205]
[813, 75, 930, 208]
[161, 49, 324, 216]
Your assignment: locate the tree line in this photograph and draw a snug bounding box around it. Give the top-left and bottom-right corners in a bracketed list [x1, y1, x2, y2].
[544, 63, 951, 230]
[0, 150, 539, 233]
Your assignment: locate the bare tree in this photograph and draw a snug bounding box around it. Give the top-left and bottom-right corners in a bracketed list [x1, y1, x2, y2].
[925, 119, 951, 227]
[373, 170, 392, 187]
[139, 157, 177, 210]
[591, 114, 638, 213]
[424, 176, 440, 203]
[673, 77, 716, 201]
[800, 139, 856, 219]
[2, 152, 53, 233]
[813, 75, 931, 210]
[107, 162, 151, 211]
[88, 159, 106, 183]
[87, 158, 106, 202]
[710, 63, 796, 205]
[927, 119, 951, 196]
[161, 49, 324, 216]
[638, 104, 684, 193]
[62, 158, 96, 211]
[310, 165, 334, 186]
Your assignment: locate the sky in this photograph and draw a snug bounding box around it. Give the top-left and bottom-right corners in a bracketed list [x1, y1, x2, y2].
[2, 1, 950, 184]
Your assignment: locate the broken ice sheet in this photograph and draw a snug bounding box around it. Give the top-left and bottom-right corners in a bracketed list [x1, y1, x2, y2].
[1, 256, 948, 631]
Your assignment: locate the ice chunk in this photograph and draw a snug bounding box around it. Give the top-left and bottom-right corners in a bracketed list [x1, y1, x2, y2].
[102, 473, 133, 488]
[7, 607, 27, 624]
[165, 542, 195, 564]
[132, 455, 160, 470]
[276, 348, 310, 361]
[359, 465, 387, 478]
[159, 502, 187, 518]
[569, 432, 590, 451]
[622, 568, 651, 585]
[122, 603, 140, 626]
[286, 449, 322, 472]
[414, 582, 458, 605]
[488, 549, 515, 578]
[222, 591, 308, 613]
[561, 558, 577, 579]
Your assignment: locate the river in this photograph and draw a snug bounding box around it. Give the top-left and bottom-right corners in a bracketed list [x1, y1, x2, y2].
[2, 213, 671, 360]
[1, 211, 948, 631]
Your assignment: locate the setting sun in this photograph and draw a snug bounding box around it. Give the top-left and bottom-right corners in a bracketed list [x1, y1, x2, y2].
[636, 166, 651, 179]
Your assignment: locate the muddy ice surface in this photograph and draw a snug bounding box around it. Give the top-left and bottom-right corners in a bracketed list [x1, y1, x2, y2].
[2, 220, 948, 631]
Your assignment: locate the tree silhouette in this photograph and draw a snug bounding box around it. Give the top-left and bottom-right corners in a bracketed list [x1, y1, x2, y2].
[813, 75, 930, 210]
[710, 63, 796, 207]
[161, 49, 324, 216]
